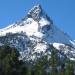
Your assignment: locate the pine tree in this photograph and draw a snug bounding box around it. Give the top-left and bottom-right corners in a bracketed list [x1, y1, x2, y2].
[34, 55, 48, 75]
[50, 45, 58, 75]
[65, 60, 74, 75]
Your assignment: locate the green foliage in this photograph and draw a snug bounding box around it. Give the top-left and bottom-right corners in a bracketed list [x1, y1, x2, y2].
[49, 45, 75, 75]
[65, 60, 74, 75]
[50, 45, 58, 75]
[0, 45, 75, 75]
[34, 56, 48, 75]
[0, 45, 27, 75]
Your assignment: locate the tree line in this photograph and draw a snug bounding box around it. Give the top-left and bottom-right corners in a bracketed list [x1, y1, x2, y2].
[0, 45, 74, 75]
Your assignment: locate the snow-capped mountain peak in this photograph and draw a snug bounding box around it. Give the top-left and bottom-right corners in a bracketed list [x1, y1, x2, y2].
[0, 4, 75, 61]
[0, 4, 51, 37]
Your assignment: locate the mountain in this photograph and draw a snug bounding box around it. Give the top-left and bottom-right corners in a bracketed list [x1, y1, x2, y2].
[0, 4, 75, 62]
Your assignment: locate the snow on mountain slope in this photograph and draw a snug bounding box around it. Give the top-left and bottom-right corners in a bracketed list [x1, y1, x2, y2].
[0, 4, 75, 61]
[53, 42, 75, 60]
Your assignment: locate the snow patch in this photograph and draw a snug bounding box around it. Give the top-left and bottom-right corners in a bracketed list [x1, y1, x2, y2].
[34, 43, 47, 53]
[53, 42, 65, 50]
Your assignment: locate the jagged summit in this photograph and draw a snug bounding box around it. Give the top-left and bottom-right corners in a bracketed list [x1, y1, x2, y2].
[27, 4, 50, 22]
[28, 4, 42, 14]
[27, 4, 42, 20]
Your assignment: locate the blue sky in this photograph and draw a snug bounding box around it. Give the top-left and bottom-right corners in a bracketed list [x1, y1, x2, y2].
[0, 0, 75, 39]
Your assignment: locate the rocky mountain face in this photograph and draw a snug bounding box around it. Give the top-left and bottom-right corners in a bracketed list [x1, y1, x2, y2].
[0, 4, 75, 62]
